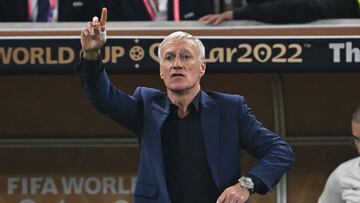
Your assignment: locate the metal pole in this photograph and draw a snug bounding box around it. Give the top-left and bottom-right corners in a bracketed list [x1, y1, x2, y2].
[271, 74, 288, 203]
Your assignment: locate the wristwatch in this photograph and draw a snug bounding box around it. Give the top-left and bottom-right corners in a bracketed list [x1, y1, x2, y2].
[238, 176, 255, 194]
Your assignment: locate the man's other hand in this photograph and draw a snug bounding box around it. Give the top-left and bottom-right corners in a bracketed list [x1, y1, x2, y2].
[216, 183, 250, 203]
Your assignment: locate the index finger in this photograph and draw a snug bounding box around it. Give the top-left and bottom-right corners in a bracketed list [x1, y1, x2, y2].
[100, 7, 107, 27]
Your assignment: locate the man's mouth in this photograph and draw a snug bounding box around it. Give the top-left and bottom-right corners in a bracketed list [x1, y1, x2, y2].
[171, 73, 185, 78]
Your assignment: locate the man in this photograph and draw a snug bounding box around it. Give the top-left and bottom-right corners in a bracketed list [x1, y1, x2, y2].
[200, 0, 359, 25]
[318, 106, 360, 203]
[77, 7, 294, 203]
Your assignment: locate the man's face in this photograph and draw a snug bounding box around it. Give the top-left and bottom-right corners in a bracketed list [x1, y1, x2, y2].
[159, 39, 206, 93]
[352, 121, 360, 154]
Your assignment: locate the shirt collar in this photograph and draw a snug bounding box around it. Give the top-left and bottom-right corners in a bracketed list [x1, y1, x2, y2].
[191, 91, 201, 112]
[166, 91, 201, 112]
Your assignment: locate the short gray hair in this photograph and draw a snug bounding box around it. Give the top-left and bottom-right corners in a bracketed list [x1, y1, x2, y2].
[158, 31, 205, 61]
[352, 105, 360, 123]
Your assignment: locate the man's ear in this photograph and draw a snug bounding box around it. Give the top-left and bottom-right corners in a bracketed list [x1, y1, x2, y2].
[199, 61, 206, 77]
[160, 70, 164, 79]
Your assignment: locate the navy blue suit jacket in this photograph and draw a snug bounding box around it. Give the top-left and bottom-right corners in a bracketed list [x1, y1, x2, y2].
[78, 64, 294, 203]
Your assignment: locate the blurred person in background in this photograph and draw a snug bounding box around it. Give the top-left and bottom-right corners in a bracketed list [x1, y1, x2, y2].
[318, 105, 360, 203]
[103, 0, 215, 21]
[0, 0, 102, 22]
[200, 0, 359, 24]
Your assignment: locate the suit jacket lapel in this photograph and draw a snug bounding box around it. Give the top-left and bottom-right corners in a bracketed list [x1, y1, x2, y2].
[150, 96, 171, 198]
[200, 90, 220, 188]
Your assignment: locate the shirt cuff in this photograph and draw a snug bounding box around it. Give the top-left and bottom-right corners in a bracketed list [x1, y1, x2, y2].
[76, 56, 103, 75]
[247, 174, 268, 195]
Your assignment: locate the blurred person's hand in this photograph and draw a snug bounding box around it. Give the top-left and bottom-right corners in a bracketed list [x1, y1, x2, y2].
[199, 11, 234, 25]
[80, 7, 107, 60]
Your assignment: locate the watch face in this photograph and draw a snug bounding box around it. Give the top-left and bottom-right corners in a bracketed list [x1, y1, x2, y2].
[239, 177, 254, 189]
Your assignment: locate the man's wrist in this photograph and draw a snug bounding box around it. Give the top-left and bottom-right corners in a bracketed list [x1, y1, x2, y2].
[238, 176, 255, 195]
[223, 10, 234, 20]
[83, 49, 100, 61]
[77, 50, 103, 74]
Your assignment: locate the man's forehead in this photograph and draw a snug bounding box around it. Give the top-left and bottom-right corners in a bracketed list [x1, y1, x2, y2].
[163, 48, 194, 54]
[162, 39, 197, 50]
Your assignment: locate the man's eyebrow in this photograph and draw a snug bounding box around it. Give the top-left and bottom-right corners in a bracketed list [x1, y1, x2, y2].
[163, 49, 193, 56]
[163, 51, 175, 55]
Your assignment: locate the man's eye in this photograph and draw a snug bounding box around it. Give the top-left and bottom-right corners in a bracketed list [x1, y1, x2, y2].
[165, 55, 173, 61]
[183, 55, 191, 60]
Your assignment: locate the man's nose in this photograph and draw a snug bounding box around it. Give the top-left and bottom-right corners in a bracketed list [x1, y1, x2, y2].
[172, 56, 182, 68]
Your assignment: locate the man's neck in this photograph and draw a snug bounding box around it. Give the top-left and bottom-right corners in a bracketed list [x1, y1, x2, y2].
[167, 86, 200, 118]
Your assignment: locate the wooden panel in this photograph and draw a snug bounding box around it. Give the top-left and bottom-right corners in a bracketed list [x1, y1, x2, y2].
[0, 147, 139, 203]
[0, 147, 277, 203]
[283, 73, 360, 137]
[0, 73, 274, 137]
[1, 145, 356, 203]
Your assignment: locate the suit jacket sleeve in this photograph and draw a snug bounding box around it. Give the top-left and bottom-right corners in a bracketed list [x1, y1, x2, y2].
[76, 59, 143, 134]
[237, 96, 295, 192]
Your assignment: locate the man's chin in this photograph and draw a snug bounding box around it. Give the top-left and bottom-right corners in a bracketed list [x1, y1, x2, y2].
[169, 87, 186, 93]
[166, 83, 198, 94]
[167, 85, 189, 93]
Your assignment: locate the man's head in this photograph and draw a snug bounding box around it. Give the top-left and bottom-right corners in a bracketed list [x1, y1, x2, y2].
[352, 105, 360, 154]
[158, 31, 206, 94]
